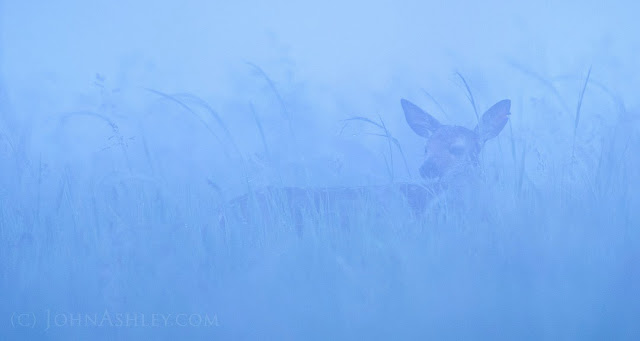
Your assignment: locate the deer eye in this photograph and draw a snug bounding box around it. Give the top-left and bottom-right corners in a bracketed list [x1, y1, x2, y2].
[449, 145, 465, 156]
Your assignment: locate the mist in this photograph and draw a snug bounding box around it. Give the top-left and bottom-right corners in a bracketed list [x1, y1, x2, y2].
[1, 0, 639, 339]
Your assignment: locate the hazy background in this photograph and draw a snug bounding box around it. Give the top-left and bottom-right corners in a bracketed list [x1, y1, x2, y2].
[1, 0, 639, 339]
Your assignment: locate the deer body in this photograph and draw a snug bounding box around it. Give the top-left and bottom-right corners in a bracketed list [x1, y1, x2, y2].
[220, 98, 511, 232]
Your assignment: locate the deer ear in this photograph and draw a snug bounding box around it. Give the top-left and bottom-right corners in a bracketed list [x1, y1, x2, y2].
[401, 99, 441, 137]
[475, 99, 511, 143]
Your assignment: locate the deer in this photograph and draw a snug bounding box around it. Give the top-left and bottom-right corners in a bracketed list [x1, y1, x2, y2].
[219, 98, 511, 234]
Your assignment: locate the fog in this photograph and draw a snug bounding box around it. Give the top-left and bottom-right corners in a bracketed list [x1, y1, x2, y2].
[1, 0, 639, 339]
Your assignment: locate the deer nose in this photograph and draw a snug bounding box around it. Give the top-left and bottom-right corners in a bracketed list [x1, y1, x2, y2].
[420, 161, 439, 179]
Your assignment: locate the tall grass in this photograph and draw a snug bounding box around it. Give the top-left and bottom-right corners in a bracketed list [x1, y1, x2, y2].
[1, 75, 639, 340]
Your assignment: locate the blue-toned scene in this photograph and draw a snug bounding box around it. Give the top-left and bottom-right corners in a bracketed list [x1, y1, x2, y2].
[1, 0, 639, 339]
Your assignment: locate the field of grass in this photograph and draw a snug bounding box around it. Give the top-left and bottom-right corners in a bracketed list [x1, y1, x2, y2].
[1, 74, 639, 340]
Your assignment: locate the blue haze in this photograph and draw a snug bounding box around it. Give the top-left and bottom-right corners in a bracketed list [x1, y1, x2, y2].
[1, 0, 639, 339]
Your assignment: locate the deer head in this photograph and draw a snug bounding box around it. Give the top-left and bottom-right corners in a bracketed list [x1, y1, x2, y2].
[401, 99, 511, 182]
